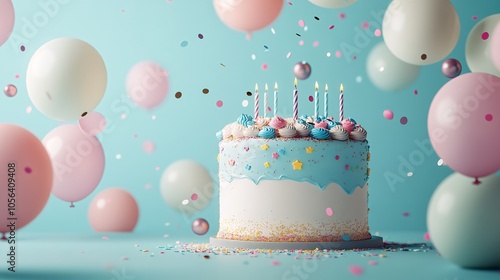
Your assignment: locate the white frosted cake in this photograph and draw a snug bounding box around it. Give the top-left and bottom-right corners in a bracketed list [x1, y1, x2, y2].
[214, 114, 372, 243]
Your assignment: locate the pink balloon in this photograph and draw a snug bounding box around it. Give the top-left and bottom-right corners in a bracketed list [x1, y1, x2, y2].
[0, 124, 53, 234]
[428, 72, 500, 178]
[491, 22, 500, 71]
[88, 188, 139, 232]
[126, 61, 169, 109]
[42, 124, 105, 205]
[78, 111, 106, 136]
[0, 0, 14, 46]
[213, 0, 283, 38]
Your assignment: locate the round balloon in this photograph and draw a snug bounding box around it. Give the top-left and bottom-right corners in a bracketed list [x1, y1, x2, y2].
[293, 61, 312, 80]
[0, 0, 14, 46]
[427, 173, 500, 268]
[160, 160, 214, 216]
[441, 58, 462, 79]
[126, 61, 169, 109]
[88, 188, 139, 232]
[43, 124, 105, 205]
[491, 22, 500, 72]
[78, 111, 106, 136]
[428, 72, 500, 178]
[466, 14, 500, 77]
[0, 124, 53, 235]
[213, 0, 283, 38]
[382, 0, 460, 65]
[26, 38, 107, 121]
[366, 42, 420, 91]
[192, 218, 210, 235]
[309, 0, 357, 9]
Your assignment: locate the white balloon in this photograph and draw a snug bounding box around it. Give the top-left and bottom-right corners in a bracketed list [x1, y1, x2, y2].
[160, 160, 214, 216]
[366, 42, 419, 92]
[26, 38, 107, 121]
[382, 0, 460, 65]
[427, 173, 500, 268]
[466, 14, 500, 76]
[309, 0, 356, 9]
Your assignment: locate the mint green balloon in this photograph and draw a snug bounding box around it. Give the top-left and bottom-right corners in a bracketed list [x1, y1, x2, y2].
[427, 172, 500, 268]
[366, 42, 420, 92]
[465, 14, 500, 77]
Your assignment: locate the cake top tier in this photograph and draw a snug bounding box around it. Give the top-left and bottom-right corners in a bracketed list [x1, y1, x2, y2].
[216, 114, 367, 141]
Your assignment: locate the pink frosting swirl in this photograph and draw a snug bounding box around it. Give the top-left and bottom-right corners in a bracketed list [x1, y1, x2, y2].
[269, 115, 287, 130]
[314, 121, 328, 129]
[341, 119, 355, 133]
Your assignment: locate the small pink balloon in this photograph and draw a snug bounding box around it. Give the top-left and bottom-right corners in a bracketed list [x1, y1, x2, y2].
[428, 72, 500, 177]
[0, 0, 14, 46]
[491, 22, 500, 71]
[42, 124, 105, 205]
[192, 218, 209, 235]
[126, 61, 169, 109]
[3, 84, 17, 97]
[78, 111, 106, 136]
[293, 61, 312, 80]
[0, 124, 53, 234]
[88, 188, 139, 232]
[383, 110, 394, 120]
[213, 0, 283, 38]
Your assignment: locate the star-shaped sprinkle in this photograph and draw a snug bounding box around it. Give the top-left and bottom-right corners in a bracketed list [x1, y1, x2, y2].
[264, 162, 270, 168]
[305, 146, 314, 154]
[243, 146, 249, 152]
[229, 159, 235, 166]
[272, 152, 279, 159]
[278, 148, 286, 155]
[262, 144, 269, 150]
[245, 164, 251, 170]
[292, 160, 303, 170]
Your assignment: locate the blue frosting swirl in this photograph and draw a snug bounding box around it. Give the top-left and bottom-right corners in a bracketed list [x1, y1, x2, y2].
[311, 127, 331, 140]
[216, 130, 223, 141]
[258, 126, 276, 139]
[326, 120, 342, 129]
[237, 113, 255, 127]
[347, 117, 357, 124]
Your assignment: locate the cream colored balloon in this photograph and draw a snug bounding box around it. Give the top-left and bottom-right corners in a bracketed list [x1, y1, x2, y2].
[309, 0, 357, 9]
[427, 173, 500, 268]
[466, 14, 500, 77]
[26, 38, 107, 121]
[366, 42, 420, 92]
[382, 0, 460, 65]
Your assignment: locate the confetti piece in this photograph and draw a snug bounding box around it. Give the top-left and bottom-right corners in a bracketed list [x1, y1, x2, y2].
[374, 29, 381, 37]
[326, 52, 331, 57]
[152, 115, 156, 120]
[403, 212, 410, 217]
[216, 100, 223, 107]
[379, 254, 387, 258]
[264, 45, 269, 51]
[414, 89, 418, 95]
[262, 64, 268, 70]
[143, 140, 156, 154]
[424, 232, 431, 241]
[296, 33, 301, 37]
[204, 255, 210, 259]
[400, 117, 408, 125]
[485, 114, 493, 121]
[175, 91, 182, 98]
[407, 172, 413, 177]
[299, 19, 305, 27]
[121, 257, 129, 260]
[314, 16, 319, 20]
[220, 63, 226, 67]
[246, 91, 252, 96]
[335, 51, 342, 58]
[339, 13, 346, 19]
[361, 22, 369, 29]
[20, 45, 25, 51]
[383, 110, 394, 120]
[251, 54, 256, 60]
[242, 100, 249, 107]
[313, 41, 319, 47]
[335, 155, 339, 160]
[326, 207, 333, 216]
[482, 32, 489, 40]
[14, 74, 19, 79]
[308, 96, 314, 102]
[182, 199, 189, 205]
[24, 167, 32, 174]
[349, 265, 363, 275]
[102, 236, 109, 240]
[191, 193, 198, 201]
[286, 52, 292, 58]
[180, 41, 188, 47]
[271, 28, 275, 34]
[437, 159, 444, 166]
[198, 34, 204, 39]
[472, 16, 478, 20]
[115, 154, 122, 160]
[271, 260, 280, 266]
[121, 113, 127, 120]
[355, 76, 362, 83]
[299, 40, 304, 46]
[329, 25, 335, 29]
[368, 260, 378, 266]
[134, 244, 139, 247]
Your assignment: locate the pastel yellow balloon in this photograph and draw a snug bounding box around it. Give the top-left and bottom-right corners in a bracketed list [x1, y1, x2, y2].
[382, 0, 460, 65]
[309, 0, 357, 9]
[26, 38, 107, 121]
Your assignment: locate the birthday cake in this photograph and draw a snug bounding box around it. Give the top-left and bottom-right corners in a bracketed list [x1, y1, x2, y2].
[214, 112, 372, 243]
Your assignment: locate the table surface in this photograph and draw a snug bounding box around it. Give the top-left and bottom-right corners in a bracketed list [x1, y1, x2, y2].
[0, 231, 498, 280]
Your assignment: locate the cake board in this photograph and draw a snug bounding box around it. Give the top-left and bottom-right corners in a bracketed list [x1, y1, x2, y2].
[210, 236, 383, 250]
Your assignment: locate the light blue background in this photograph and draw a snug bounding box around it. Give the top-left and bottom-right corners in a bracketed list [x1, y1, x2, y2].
[0, 0, 498, 239]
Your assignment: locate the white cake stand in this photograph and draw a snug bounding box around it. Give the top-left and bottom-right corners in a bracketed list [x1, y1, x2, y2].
[210, 236, 383, 250]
